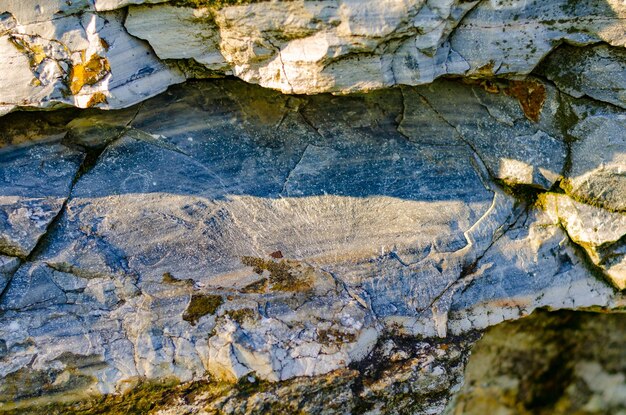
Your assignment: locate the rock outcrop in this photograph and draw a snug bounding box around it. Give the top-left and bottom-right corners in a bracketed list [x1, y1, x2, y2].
[1, 75, 625, 413]
[453, 310, 626, 415]
[2, 0, 626, 112]
[0, 0, 625, 414]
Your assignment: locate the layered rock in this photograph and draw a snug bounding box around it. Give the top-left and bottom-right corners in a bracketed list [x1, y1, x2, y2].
[0, 0, 625, 414]
[539, 44, 626, 110]
[2, 0, 626, 112]
[0, 76, 625, 413]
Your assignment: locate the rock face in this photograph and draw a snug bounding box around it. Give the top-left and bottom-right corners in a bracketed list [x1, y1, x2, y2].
[0, 143, 84, 259]
[2, 0, 626, 112]
[453, 310, 626, 415]
[0, 2, 184, 115]
[0, 76, 625, 413]
[0, 1, 625, 414]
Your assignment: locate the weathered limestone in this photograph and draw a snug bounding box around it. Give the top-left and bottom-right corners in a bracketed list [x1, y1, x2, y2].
[563, 112, 626, 213]
[449, 0, 626, 77]
[123, 0, 626, 94]
[0, 77, 624, 414]
[0, 142, 84, 258]
[0, 1, 625, 413]
[541, 193, 626, 290]
[2, 0, 626, 112]
[95, 0, 169, 11]
[407, 78, 566, 189]
[540, 44, 626, 110]
[0, 4, 184, 114]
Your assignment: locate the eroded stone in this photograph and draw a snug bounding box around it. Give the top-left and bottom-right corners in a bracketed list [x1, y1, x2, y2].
[0, 142, 84, 258]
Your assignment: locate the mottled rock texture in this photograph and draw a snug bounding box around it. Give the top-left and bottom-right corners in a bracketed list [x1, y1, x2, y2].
[2, 0, 626, 112]
[453, 310, 626, 415]
[0, 76, 625, 413]
[0, 0, 625, 414]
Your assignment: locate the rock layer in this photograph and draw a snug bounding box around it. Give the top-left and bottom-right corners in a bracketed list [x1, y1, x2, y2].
[1, 0, 626, 112]
[1, 0, 626, 414]
[0, 76, 625, 413]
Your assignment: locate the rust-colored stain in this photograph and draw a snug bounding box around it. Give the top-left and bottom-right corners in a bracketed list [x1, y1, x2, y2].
[269, 250, 283, 259]
[480, 79, 500, 94]
[462, 77, 499, 94]
[70, 53, 110, 95]
[86, 91, 107, 108]
[465, 77, 547, 122]
[504, 79, 546, 123]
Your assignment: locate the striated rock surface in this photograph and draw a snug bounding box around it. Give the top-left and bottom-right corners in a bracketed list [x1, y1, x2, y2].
[0, 0, 625, 414]
[0, 0, 625, 112]
[539, 44, 626, 110]
[0, 142, 84, 258]
[0, 75, 625, 413]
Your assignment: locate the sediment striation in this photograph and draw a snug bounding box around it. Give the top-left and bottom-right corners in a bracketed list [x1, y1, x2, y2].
[0, 0, 625, 414]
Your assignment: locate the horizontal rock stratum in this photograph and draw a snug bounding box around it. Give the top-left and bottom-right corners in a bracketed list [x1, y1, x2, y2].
[1, 0, 626, 113]
[0, 0, 625, 414]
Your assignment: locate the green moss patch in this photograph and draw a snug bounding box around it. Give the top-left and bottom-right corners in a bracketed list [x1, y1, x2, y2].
[182, 294, 224, 325]
[169, 0, 264, 8]
[241, 256, 313, 292]
[162, 272, 194, 287]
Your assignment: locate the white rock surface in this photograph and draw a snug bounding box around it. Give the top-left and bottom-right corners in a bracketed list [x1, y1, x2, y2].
[542, 193, 626, 290]
[1, 0, 626, 110]
[0, 5, 184, 113]
[564, 113, 626, 212]
[450, 0, 626, 77]
[95, 0, 169, 11]
[124, 0, 626, 94]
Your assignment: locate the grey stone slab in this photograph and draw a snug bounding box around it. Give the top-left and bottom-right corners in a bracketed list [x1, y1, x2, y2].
[0, 142, 84, 257]
[540, 44, 626, 110]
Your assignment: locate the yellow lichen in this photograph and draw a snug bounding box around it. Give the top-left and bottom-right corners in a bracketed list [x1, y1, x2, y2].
[69, 54, 110, 95]
[29, 44, 46, 66]
[475, 60, 496, 77]
[86, 92, 108, 108]
[8, 37, 47, 68]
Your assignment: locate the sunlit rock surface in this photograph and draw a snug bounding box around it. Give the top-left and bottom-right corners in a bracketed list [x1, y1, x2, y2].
[1, 0, 626, 112]
[0, 0, 625, 413]
[0, 2, 184, 114]
[0, 76, 625, 413]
